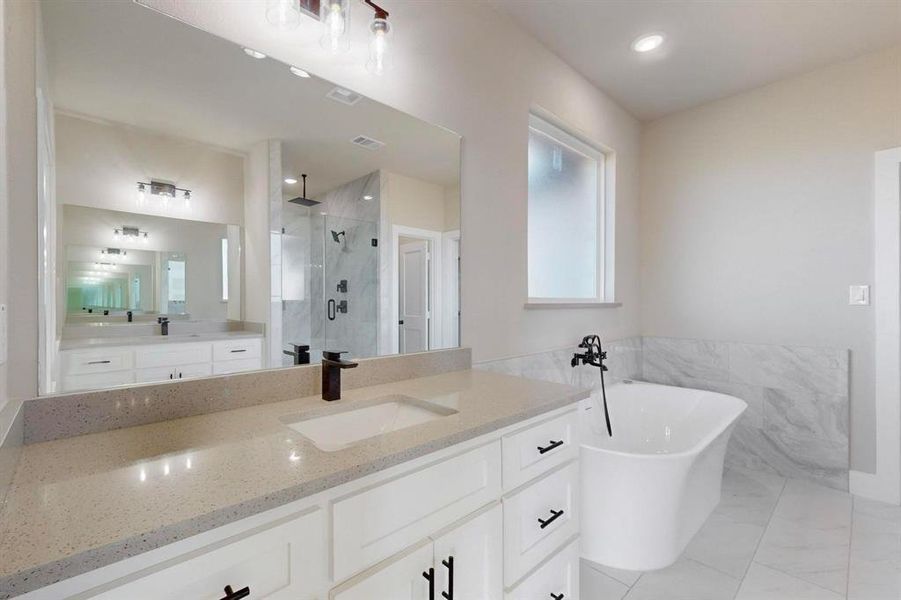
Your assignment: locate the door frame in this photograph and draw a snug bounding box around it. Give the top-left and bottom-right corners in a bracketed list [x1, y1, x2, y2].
[851, 146, 901, 504]
[390, 225, 443, 354]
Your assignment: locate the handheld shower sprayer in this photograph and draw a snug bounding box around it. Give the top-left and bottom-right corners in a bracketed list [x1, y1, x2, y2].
[572, 334, 613, 437]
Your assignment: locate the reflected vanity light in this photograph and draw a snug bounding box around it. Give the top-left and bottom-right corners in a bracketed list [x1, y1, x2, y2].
[136, 180, 192, 209]
[363, 195, 373, 201]
[284, 177, 298, 184]
[289, 66, 311, 78]
[114, 226, 149, 244]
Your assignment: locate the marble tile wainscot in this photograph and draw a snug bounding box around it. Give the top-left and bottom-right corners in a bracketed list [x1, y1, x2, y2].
[641, 336, 849, 491]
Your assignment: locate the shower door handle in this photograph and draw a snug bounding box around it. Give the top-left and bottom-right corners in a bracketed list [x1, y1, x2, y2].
[328, 299, 336, 321]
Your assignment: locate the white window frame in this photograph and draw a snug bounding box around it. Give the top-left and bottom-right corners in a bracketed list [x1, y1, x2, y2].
[526, 111, 617, 307]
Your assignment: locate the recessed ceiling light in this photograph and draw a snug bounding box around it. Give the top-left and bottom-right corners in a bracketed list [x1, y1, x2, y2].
[284, 177, 298, 184]
[363, 195, 373, 201]
[631, 33, 664, 53]
[290, 66, 311, 78]
[243, 47, 267, 59]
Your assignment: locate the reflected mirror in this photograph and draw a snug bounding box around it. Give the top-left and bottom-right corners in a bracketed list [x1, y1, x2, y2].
[38, 0, 461, 394]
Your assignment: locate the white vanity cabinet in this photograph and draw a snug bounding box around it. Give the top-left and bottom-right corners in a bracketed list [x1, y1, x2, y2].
[59, 337, 262, 391]
[20, 405, 580, 600]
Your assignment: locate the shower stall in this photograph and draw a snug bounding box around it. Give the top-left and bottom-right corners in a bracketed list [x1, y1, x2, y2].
[281, 172, 380, 365]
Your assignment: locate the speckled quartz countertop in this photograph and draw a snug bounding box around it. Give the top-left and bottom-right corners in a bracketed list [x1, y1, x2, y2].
[59, 330, 263, 350]
[0, 369, 587, 597]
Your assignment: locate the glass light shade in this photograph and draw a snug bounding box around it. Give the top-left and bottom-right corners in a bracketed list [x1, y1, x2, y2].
[266, 0, 302, 30]
[320, 0, 350, 54]
[366, 18, 391, 75]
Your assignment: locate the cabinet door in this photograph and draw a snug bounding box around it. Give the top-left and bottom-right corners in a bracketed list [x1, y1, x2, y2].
[331, 541, 433, 600]
[135, 366, 176, 384]
[174, 362, 213, 380]
[433, 504, 503, 600]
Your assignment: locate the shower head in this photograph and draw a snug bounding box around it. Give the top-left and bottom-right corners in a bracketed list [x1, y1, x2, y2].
[288, 174, 321, 207]
[331, 230, 346, 243]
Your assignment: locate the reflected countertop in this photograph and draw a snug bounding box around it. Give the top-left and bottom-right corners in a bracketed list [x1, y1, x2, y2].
[0, 369, 586, 597]
[59, 330, 263, 350]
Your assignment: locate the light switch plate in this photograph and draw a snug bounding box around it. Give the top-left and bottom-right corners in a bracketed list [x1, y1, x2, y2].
[0, 304, 6, 365]
[849, 285, 870, 306]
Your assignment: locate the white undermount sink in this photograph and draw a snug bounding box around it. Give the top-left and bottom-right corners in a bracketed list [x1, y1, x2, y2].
[282, 395, 457, 452]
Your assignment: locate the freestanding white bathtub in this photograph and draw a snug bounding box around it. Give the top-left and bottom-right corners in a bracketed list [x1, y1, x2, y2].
[580, 381, 746, 571]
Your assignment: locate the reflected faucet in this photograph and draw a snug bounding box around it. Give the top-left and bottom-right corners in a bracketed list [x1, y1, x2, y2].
[284, 343, 311, 365]
[157, 316, 170, 336]
[321, 351, 358, 401]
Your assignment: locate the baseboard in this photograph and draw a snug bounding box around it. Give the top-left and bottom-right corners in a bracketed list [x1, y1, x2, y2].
[850, 469, 901, 505]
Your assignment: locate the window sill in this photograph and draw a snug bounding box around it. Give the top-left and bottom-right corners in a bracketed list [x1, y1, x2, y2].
[524, 301, 622, 309]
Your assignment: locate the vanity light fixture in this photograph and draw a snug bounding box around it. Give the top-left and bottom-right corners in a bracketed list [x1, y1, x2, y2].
[320, 0, 351, 53]
[243, 47, 268, 59]
[266, 0, 303, 30]
[114, 226, 149, 244]
[289, 66, 311, 78]
[136, 180, 192, 207]
[364, 0, 391, 75]
[631, 33, 665, 53]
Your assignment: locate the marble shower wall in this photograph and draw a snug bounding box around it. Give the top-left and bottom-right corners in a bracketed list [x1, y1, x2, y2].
[642, 336, 850, 490]
[475, 335, 849, 491]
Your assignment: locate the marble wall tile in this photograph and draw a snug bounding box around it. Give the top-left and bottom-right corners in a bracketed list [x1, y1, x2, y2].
[643, 337, 730, 382]
[729, 343, 848, 397]
[23, 347, 471, 443]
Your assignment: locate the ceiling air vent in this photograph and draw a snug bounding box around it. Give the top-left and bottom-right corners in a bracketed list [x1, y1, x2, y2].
[326, 86, 363, 106]
[351, 135, 386, 151]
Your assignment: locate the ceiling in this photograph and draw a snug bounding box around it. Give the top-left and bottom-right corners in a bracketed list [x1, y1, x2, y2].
[489, 0, 901, 120]
[42, 1, 460, 198]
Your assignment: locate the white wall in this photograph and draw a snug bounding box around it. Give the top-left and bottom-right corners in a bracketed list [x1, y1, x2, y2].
[61, 205, 232, 320]
[137, 0, 643, 364]
[640, 46, 901, 472]
[55, 112, 245, 226]
[0, 0, 8, 414]
[384, 171, 456, 233]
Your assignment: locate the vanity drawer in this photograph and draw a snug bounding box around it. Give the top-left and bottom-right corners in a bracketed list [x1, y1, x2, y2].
[61, 370, 135, 392]
[213, 357, 262, 375]
[332, 441, 502, 582]
[62, 347, 133, 376]
[213, 338, 262, 361]
[135, 342, 211, 369]
[502, 409, 579, 491]
[87, 508, 325, 600]
[503, 461, 579, 586]
[506, 538, 580, 600]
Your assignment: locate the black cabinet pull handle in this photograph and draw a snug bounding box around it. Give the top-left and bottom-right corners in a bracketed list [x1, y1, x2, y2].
[538, 509, 564, 529]
[550, 594, 565, 600]
[423, 567, 435, 600]
[178, 372, 183, 379]
[441, 555, 454, 600]
[230, 349, 247, 353]
[219, 584, 250, 600]
[87, 360, 112, 365]
[169, 373, 173, 379]
[537, 439, 564, 454]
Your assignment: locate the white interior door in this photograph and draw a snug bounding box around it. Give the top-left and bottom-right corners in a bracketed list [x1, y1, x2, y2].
[399, 241, 430, 353]
[432, 504, 503, 600]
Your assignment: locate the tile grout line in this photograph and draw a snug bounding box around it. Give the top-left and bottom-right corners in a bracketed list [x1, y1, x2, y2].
[730, 475, 789, 599]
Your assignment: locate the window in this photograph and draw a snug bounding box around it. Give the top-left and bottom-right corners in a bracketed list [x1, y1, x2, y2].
[221, 238, 229, 302]
[527, 113, 612, 304]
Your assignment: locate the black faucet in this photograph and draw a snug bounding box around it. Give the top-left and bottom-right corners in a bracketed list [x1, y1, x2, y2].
[284, 343, 311, 365]
[157, 316, 170, 336]
[321, 351, 358, 401]
[127, 310, 133, 323]
[572, 334, 613, 437]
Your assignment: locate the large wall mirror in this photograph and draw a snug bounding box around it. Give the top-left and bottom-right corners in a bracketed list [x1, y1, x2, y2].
[38, 1, 461, 395]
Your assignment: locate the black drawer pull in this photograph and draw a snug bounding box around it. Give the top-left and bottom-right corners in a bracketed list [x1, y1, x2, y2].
[537, 439, 564, 454]
[230, 349, 247, 353]
[550, 594, 565, 600]
[538, 509, 564, 529]
[219, 584, 250, 600]
[87, 360, 112, 365]
[441, 555, 454, 600]
[423, 567, 435, 600]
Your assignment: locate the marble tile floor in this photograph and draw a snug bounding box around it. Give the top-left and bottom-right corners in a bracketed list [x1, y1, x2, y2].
[581, 467, 901, 599]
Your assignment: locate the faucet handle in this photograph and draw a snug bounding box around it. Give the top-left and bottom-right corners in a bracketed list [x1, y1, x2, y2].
[322, 350, 348, 361]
